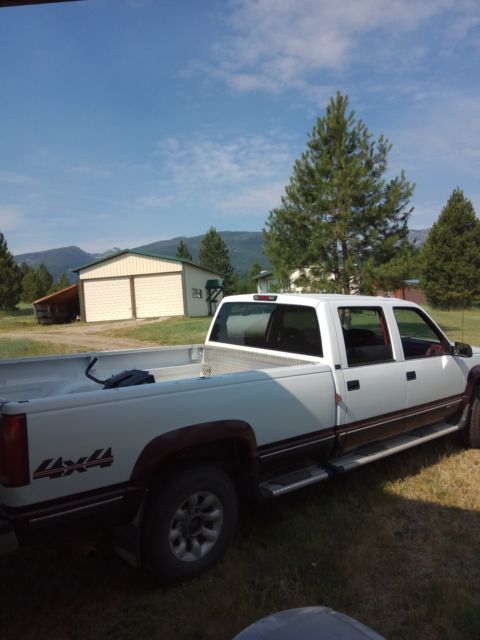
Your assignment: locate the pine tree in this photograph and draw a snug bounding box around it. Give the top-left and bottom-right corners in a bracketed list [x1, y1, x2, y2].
[20, 265, 38, 302]
[49, 272, 71, 294]
[199, 227, 235, 293]
[373, 243, 420, 293]
[421, 189, 480, 308]
[0, 232, 21, 310]
[175, 239, 193, 262]
[20, 263, 54, 302]
[35, 263, 54, 299]
[264, 92, 414, 293]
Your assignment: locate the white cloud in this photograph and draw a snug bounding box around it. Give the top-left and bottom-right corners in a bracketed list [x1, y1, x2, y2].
[215, 182, 284, 215]
[393, 93, 480, 173]
[0, 204, 25, 231]
[156, 135, 291, 186]
[151, 134, 293, 218]
[208, 0, 477, 96]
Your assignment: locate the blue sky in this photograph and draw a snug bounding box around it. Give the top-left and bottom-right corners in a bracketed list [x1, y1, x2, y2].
[1, 0, 479, 255]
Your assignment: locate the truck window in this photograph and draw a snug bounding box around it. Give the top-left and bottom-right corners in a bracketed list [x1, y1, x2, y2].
[393, 307, 449, 359]
[339, 307, 393, 366]
[210, 303, 323, 356]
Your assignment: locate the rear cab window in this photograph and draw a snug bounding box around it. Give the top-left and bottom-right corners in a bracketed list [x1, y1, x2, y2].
[338, 307, 393, 367]
[209, 302, 323, 357]
[393, 307, 450, 359]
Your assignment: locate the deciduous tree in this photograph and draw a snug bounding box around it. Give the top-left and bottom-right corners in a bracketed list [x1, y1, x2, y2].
[264, 92, 414, 293]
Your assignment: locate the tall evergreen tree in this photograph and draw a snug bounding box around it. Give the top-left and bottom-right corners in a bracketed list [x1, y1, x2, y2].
[35, 263, 54, 299]
[0, 232, 21, 310]
[264, 92, 414, 293]
[49, 272, 71, 294]
[372, 243, 420, 293]
[20, 263, 54, 302]
[20, 264, 38, 302]
[421, 189, 480, 308]
[199, 227, 235, 293]
[175, 239, 193, 262]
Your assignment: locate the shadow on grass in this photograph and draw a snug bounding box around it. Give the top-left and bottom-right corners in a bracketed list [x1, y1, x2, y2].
[1, 438, 479, 640]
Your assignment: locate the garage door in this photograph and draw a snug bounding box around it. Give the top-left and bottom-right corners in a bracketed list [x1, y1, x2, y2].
[83, 278, 132, 322]
[134, 273, 184, 318]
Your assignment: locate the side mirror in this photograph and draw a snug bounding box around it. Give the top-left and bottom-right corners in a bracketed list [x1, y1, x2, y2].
[453, 341, 473, 357]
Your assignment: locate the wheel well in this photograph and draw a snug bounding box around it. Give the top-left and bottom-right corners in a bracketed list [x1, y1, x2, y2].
[148, 438, 256, 493]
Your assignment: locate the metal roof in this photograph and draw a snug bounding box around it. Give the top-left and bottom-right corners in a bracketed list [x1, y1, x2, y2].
[73, 249, 222, 277]
[33, 283, 78, 305]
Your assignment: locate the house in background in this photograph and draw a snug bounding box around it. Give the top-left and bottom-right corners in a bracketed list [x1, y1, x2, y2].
[255, 269, 426, 303]
[253, 270, 277, 293]
[253, 268, 334, 294]
[74, 250, 223, 322]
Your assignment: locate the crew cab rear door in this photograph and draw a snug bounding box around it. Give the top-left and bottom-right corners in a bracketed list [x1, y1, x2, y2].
[333, 304, 406, 452]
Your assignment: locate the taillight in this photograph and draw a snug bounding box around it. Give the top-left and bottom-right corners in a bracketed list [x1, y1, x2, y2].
[0, 414, 30, 487]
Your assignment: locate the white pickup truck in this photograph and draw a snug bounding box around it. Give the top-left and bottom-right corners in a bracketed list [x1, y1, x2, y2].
[1, 293, 479, 581]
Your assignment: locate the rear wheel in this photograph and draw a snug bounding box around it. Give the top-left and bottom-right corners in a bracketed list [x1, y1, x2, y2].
[142, 465, 238, 582]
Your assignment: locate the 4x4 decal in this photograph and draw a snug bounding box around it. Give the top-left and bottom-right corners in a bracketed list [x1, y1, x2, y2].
[33, 448, 113, 480]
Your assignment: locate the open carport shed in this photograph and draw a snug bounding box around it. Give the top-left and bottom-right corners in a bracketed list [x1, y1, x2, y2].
[33, 284, 80, 324]
[74, 250, 223, 322]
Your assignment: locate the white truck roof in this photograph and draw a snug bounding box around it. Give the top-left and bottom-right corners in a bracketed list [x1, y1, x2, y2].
[222, 293, 418, 307]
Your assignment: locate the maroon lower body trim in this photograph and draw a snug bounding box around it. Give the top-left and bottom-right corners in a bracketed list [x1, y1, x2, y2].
[1, 482, 143, 543]
[337, 394, 463, 435]
[257, 427, 336, 460]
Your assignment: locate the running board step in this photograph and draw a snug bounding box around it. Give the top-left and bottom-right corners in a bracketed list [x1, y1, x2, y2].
[330, 422, 461, 473]
[259, 419, 465, 499]
[260, 464, 330, 498]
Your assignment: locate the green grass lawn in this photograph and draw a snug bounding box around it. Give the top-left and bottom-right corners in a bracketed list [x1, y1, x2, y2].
[424, 305, 480, 345]
[0, 338, 93, 359]
[1, 438, 479, 640]
[99, 315, 212, 345]
[0, 305, 37, 332]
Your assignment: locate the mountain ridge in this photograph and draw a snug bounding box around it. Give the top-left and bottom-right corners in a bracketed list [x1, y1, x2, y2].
[14, 229, 429, 281]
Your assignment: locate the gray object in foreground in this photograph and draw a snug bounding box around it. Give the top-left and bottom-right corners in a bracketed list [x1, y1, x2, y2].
[232, 607, 385, 640]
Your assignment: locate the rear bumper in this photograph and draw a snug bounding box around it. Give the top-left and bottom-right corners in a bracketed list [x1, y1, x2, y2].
[0, 519, 19, 555]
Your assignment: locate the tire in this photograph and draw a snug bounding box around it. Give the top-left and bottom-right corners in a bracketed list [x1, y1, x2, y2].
[464, 395, 480, 448]
[142, 465, 238, 582]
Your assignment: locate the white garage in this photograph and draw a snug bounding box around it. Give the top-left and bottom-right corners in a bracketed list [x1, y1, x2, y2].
[75, 250, 223, 323]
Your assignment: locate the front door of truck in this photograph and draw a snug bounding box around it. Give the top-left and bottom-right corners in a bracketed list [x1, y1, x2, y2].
[392, 306, 465, 431]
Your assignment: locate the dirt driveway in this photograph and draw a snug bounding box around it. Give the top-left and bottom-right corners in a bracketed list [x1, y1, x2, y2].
[1, 318, 164, 351]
